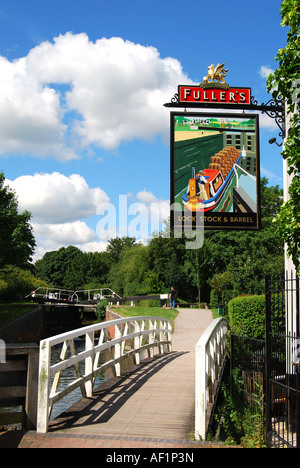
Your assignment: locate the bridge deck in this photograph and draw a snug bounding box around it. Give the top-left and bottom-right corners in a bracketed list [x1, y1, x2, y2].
[49, 309, 213, 439]
[2, 309, 230, 448]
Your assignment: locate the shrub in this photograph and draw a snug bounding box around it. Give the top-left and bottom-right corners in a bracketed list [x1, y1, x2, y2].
[96, 298, 108, 321]
[0, 265, 48, 300]
[228, 295, 266, 339]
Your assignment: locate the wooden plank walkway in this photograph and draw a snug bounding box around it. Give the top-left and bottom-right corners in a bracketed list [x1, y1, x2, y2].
[0, 309, 234, 448]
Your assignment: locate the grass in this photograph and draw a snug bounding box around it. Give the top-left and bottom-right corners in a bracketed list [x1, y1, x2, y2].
[110, 305, 179, 323]
[0, 302, 35, 328]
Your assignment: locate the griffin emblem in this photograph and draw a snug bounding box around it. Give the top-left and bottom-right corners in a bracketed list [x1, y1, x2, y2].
[202, 63, 228, 84]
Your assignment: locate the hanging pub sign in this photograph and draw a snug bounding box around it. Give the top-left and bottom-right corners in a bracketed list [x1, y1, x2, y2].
[165, 63, 262, 232]
[170, 111, 261, 231]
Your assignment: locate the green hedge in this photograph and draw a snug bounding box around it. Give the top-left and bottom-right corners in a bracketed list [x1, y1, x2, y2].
[228, 294, 285, 340]
[228, 295, 266, 340]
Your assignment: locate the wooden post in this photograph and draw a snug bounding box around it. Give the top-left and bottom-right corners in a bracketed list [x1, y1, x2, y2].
[114, 323, 122, 377]
[85, 331, 95, 397]
[25, 347, 39, 430]
[148, 319, 154, 358]
[134, 320, 141, 365]
[37, 339, 51, 433]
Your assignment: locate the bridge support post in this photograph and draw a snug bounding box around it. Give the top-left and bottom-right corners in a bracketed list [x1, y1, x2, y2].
[159, 320, 164, 354]
[37, 339, 51, 433]
[167, 321, 172, 352]
[148, 319, 155, 358]
[114, 324, 122, 377]
[134, 320, 141, 365]
[85, 331, 94, 397]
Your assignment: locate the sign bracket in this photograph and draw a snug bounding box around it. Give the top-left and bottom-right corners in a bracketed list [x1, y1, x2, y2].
[164, 94, 285, 139]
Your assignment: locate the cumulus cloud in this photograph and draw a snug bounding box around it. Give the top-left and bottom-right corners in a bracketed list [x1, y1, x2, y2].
[7, 173, 169, 260]
[7, 172, 110, 224]
[0, 33, 191, 160]
[32, 223, 108, 262]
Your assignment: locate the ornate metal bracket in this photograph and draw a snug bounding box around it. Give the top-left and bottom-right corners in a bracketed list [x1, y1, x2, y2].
[164, 93, 285, 139]
[252, 96, 285, 139]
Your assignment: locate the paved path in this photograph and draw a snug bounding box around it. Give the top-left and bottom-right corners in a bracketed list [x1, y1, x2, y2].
[0, 309, 230, 449]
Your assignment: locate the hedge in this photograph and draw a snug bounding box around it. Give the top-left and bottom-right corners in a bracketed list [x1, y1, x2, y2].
[228, 294, 285, 340]
[228, 295, 266, 340]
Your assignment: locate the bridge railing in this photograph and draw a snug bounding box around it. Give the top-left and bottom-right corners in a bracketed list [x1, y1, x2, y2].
[37, 316, 172, 433]
[195, 317, 228, 441]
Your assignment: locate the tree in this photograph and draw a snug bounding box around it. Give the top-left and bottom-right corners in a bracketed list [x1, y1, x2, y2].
[35, 246, 82, 288]
[183, 241, 213, 307]
[0, 172, 36, 268]
[105, 237, 137, 264]
[207, 178, 284, 299]
[267, 0, 300, 270]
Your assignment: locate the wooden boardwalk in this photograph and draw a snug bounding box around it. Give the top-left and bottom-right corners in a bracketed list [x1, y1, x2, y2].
[49, 309, 213, 438]
[0, 309, 232, 448]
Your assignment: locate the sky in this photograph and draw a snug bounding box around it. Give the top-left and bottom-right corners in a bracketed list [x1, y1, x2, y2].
[0, 0, 287, 262]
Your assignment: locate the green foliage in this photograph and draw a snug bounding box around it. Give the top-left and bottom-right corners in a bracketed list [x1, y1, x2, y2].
[0, 173, 36, 268]
[267, 0, 300, 270]
[35, 246, 110, 290]
[0, 265, 48, 300]
[207, 178, 284, 303]
[96, 298, 108, 321]
[228, 295, 266, 339]
[228, 293, 286, 339]
[217, 369, 266, 447]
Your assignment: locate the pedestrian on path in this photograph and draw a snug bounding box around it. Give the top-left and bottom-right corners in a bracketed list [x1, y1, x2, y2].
[169, 286, 176, 309]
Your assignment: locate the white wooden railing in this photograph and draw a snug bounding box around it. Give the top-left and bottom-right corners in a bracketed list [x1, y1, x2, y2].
[37, 316, 172, 433]
[195, 318, 228, 440]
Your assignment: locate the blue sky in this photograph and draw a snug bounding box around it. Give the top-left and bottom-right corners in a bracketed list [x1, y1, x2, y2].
[0, 0, 287, 260]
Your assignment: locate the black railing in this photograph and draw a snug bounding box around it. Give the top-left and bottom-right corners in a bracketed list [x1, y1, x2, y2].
[229, 273, 300, 448]
[230, 334, 265, 419]
[265, 273, 300, 448]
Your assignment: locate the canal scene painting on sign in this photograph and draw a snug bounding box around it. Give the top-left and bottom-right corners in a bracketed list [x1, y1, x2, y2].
[171, 112, 261, 231]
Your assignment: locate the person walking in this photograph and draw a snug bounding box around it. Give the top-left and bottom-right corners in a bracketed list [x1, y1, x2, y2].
[169, 286, 176, 310]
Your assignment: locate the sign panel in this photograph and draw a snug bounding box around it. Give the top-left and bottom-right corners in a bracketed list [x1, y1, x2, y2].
[178, 85, 251, 105]
[170, 112, 261, 231]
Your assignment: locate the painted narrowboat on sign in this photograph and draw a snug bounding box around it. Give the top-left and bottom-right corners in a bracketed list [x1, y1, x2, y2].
[182, 146, 242, 212]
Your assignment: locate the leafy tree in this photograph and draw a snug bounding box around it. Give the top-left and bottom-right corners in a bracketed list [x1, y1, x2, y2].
[267, 0, 300, 270]
[207, 178, 284, 299]
[108, 243, 149, 296]
[0, 265, 48, 300]
[0, 172, 36, 268]
[35, 246, 82, 288]
[105, 237, 137, 264]
[183, 241, 213, 306]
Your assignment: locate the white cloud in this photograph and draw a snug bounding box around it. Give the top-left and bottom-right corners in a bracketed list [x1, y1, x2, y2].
[259, 65, 274, 79]
[0, 33, 192, 160]
[136, 189, 159, 204]
[7, 172, 110, 224]
[7, 173, 170, 261]
[33, 221, 95, 245]
[0, 56, 77, 161]
[32, 223, 108, 262]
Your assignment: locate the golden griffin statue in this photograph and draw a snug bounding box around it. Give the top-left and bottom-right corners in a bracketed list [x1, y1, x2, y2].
[202, 63, 228, 85]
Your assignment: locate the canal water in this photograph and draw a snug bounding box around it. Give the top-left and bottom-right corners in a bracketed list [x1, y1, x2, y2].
[49, 339, 107, 421]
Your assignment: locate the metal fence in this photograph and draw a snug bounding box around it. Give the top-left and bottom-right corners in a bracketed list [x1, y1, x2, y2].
[230, 273, 300, 448]
[230, 334, 265, 418]
[265, 273, 300, 448]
